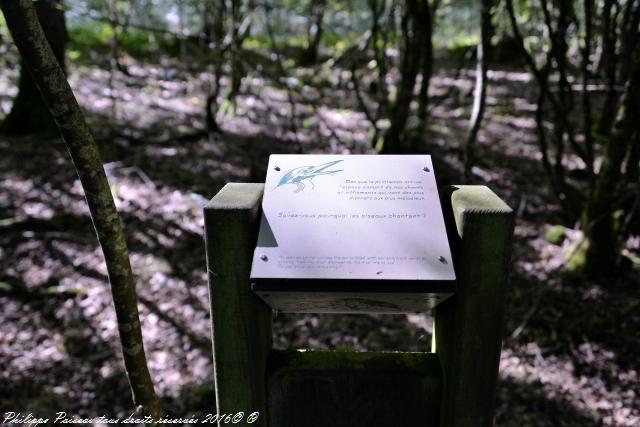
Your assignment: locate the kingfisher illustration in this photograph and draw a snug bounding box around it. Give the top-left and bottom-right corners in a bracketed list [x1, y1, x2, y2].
[275, 160, 344, 193]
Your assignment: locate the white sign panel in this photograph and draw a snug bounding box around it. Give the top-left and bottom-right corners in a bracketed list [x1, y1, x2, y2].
[250, 155, 455, 283]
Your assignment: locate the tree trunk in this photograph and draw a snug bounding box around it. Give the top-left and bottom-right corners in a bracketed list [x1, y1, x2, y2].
[580, 0, 594, 176]
[229, 0, 243, 103]
[1, 0, 65, 135]
[581, 49, 640, 277]
[381, 0, 425, 154]
[415, 0, 434, 146]
[506, 0, 583, 220]
[300, 0, 326, 65]
[205, 0, 227, 134]
[596, 0, 618, 138]
[463, 0, 493, 183]
[0, 0, 163, 419]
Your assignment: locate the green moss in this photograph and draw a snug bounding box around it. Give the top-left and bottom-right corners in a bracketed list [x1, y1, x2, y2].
[545, 225, 567, 245]
[564, 238, 588, 273]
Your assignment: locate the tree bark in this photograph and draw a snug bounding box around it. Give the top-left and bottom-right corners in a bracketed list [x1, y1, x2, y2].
[0, 0, 163, 419]
[506, 0, 583, 220]
[381, 0, 424, 154]
[414, 0, 434, 151]
[581, 49, 640, 277]
[580, 0, 594, 176]
[228, 0, 245, 103]
[463, 0, 493, 182]
[205, 0, 227, 134]
[1, 0, 65, 135]
[301, 0, 327, 65]
[596, 0, 618, 137]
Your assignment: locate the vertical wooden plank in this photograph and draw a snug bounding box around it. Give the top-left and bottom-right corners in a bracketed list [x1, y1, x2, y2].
[435, 185, 515, 427]
[204, 183, 272, 426]
[267, 350, 442, 427]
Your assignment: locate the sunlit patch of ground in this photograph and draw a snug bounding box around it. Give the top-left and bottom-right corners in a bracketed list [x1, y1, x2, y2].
[0, 52, 638, 424]
[500, 342, 638, 426]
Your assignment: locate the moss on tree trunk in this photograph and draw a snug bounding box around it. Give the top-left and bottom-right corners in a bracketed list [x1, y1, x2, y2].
[577, 50, 640, 277]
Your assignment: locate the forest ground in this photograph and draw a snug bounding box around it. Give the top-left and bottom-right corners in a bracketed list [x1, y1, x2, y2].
[0, 49, 639, 426]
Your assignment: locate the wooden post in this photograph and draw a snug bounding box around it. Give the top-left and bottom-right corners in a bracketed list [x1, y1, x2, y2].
[434, 185, 515, 427]
[204, 183, 272, 426]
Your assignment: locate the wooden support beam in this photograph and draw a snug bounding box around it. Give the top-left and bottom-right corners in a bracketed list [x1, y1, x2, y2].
[205, 183, 514, 427]
[267, 350, 442, 427]
[435, 185, 515, 427]
[204, 183, 272, 426]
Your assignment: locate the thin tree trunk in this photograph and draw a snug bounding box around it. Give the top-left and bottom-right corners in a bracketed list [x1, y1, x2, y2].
[597, 0, 619, 138]
[214, 0, 226, 45]
[625, 130, 640, 183]
[381, 0, 424, 154]
[367, 0, 390, 147]
[229, 0, 242, 105]
[463, 0, 493, 182]
[301, 0, 326, 65]
[178, 0, 186, 62]
[262, 0, 301, 148]
[104, 0, 120, 121]
[617, 0, 640, 87]
[580, 0, 594, 176]
[506, 0, 582, 220]
[1, 0, 65, 135]
[205, 0, 226, 134]
[200, 0, 212, 49]
[0, 0, 163, 419]
[414, 0, 434, 151]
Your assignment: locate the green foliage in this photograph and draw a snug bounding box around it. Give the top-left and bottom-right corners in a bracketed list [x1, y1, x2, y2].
[446, 39, 476, 60]
[67, 24, 175, 58]
[117, 29, 157, 53]
[245, 25, 360, 54]
[68, 24, 113, 52]
[433, 0, 479, 49]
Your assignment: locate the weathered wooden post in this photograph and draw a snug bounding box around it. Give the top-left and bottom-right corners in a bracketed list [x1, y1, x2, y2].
[204, 183, 271, 426]
[435, 185, 515, 427]
[204, 157, 514, 427]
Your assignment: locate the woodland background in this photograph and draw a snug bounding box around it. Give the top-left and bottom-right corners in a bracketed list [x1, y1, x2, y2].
[0, 0, 639, 425]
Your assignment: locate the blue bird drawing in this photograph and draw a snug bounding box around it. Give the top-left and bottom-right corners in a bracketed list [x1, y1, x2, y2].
[276, 160, 344, 193]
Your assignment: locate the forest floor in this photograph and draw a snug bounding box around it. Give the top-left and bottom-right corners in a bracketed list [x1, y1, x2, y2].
[1, 50, 639, 426]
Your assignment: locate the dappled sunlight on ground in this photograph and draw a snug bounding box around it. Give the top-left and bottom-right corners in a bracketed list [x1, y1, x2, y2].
[0, 52, 638, 424]
[500, 342, 638, 426]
